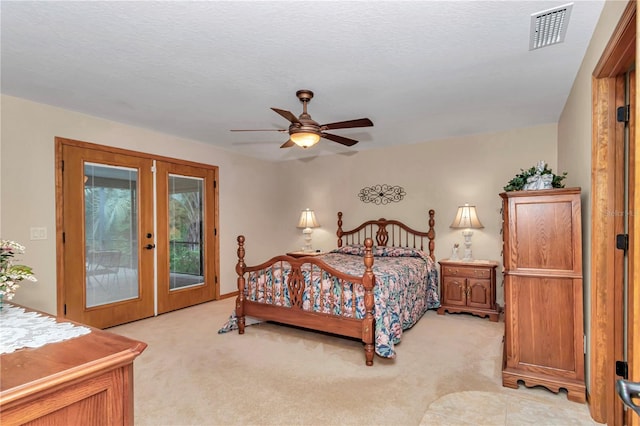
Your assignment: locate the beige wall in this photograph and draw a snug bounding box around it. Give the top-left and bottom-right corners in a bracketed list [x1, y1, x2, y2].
[557, 0, 629, 389]
[0, 94, 285, 314]
[279, 124, 559, 306]
[1, 91, 558, 314]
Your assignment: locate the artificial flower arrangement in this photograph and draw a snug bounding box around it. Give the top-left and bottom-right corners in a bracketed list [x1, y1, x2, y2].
[503, 161, 568, 192]
[0, 240, 37, 301]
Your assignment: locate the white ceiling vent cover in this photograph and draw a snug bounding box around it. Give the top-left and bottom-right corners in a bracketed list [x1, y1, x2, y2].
[529, 3, 573, 50]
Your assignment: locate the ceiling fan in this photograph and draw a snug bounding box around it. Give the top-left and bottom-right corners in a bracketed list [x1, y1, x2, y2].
[230, 89, 373, 149]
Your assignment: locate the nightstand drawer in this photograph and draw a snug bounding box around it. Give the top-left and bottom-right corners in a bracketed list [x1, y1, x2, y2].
[443, 266, 491, 279]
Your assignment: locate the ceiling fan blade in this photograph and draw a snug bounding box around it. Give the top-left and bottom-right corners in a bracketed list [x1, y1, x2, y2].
[280, 139, 295, 148]
[321, 133, 359, 147]
[271, 108, 301, 124]
[321, 118, 373, 130]
[230, 129, 287, 132]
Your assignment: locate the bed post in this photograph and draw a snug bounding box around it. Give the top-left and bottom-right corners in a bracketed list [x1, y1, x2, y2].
[337, 211, 344, 247]
[362, 237, 375, 366]
[428, 209, 436, 260]
[236, 235, 246, 334]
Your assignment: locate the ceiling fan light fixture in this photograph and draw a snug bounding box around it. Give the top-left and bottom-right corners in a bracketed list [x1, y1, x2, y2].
[290, 132, 321, 148]
[232, 90, 372, 149]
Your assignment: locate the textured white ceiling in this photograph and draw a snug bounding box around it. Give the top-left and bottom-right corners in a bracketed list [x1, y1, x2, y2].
[1, 1, 605, 162]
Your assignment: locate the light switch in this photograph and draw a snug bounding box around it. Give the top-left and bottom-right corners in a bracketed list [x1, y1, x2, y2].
[30, 227, 47, 240]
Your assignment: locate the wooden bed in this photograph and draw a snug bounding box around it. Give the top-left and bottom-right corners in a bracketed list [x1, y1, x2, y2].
[233, 210, 437, 365]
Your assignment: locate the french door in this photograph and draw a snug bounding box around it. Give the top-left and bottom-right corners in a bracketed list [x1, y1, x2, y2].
[155, 161, 217, 314]
[57, 138, 218, 329]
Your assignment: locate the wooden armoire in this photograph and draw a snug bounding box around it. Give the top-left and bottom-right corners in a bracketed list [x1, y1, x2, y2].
[500, 187, 585, 403]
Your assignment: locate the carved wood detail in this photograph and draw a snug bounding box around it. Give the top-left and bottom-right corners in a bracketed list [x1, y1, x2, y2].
[336, 210, 436, 259]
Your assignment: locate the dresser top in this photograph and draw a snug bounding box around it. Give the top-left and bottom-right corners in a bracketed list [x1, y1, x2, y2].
[439, 259, 499, 267]
[499, 187, 581, 198]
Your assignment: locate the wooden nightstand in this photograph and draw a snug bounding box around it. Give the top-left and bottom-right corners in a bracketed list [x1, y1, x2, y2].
[286, 251, 326, 258]
[437, 259, 500, 322]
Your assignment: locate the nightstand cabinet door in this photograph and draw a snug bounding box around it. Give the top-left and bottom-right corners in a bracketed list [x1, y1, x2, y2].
[437, 260, 499, 322]
[467, 279, 492, 309]
[442, 276, 467, 307]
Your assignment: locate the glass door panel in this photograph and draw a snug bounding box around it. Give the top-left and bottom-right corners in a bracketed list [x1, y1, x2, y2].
[84, 163, 139, 307]
[169, 174, 204, 290]
[156, 161, 217, 314]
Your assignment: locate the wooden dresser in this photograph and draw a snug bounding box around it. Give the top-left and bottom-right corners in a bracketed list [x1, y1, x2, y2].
[0, 307, 147, 425]
[500, 187, 585, 402]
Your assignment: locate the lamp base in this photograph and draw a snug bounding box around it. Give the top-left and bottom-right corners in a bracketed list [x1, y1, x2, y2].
[302, 227, 313, 252]
[461, 251, 473, 262]
[462, 229, 474, 262]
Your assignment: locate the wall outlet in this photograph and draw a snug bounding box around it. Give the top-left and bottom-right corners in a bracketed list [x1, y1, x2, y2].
[30, 227, 47, 240]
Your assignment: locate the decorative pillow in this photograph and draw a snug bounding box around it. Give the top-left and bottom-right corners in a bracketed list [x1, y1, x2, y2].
[331, 244, 429, 260]
[374, 246, 434, 268]
[373, 246, 422, 258]
[331, 244, 366, 256]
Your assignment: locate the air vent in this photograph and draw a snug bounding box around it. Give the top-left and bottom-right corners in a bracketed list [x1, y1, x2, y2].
[529, 3, 573, 50]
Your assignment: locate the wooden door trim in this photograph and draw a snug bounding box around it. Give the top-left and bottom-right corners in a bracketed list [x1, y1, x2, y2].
[55, 139, 65, 315]
[593, 1, 636, 78]
[629, 68, 638, 426]
[590, 1, 636, 424]
[56, 137, 219, 171]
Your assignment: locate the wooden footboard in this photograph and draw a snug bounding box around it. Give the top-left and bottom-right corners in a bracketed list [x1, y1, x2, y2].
[235, 236, 377, 365]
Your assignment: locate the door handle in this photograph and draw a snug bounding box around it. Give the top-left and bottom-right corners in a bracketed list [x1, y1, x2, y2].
[616, 379, 640, 415]
[144, 244, 156, 250]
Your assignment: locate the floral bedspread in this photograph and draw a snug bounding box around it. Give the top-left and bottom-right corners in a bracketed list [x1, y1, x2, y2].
[218, 245, 440, 359]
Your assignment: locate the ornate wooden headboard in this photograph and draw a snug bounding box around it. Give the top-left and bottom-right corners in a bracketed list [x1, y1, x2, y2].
[336, 210, 436, 259]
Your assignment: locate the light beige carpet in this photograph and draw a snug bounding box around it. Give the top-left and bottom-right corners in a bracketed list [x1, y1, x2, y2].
[420, 389, 598, 425]
[110, 297, 595, 426]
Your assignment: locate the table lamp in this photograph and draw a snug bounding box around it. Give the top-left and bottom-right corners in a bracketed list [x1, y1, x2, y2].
[450, 203, 484, 261]
[297, 208, 320, 252]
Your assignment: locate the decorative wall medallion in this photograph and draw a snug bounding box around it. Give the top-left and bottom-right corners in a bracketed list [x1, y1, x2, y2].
[358, 184, 406, 204]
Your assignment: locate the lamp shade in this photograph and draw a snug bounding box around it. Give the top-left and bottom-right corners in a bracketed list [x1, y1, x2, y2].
[450, 204, 484, 229]
[290, 132, 321, 148]
[297, 208, 320, 228]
